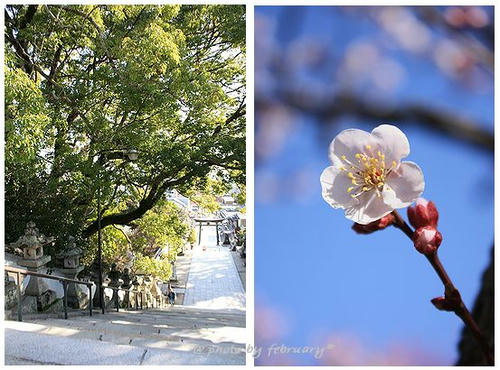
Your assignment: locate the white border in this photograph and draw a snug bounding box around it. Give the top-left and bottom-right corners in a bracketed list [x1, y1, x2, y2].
[1, 2, 498, 370]
[246, 2, 255, 367]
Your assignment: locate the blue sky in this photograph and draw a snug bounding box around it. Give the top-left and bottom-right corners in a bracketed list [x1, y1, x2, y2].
[254, 6, 493, 365]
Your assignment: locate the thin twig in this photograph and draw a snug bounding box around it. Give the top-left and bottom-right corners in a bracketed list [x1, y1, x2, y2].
[391, 209, 493, 365]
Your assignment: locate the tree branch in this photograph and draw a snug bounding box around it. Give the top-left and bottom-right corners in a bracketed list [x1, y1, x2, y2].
[269, 91, 493, 152]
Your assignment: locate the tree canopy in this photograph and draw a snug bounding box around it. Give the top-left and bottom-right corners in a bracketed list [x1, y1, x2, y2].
[80, 199, 190, 280]
[5, 5, 246, 255]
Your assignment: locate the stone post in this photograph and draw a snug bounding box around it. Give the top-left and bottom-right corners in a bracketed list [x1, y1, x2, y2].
[4, 272, 18, 314]
[142, 276, 153, 308]
[132, 276, 141, 309]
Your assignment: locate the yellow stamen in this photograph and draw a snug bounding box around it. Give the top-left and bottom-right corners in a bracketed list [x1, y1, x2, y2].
[392, 161, 397, 168]
[341, 149, 390, 198]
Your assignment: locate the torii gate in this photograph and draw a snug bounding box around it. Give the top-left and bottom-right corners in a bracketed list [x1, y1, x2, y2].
[194, 217, 224, 245]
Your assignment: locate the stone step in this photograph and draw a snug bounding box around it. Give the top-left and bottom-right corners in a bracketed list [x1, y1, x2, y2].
[5, 324, 244, 365]
[5, 306, 246, 364]
[5, 320, 244, 354]
[22, 314, 245, 349]
[17, 305, 245, 324]
[65, 308, 245, 329]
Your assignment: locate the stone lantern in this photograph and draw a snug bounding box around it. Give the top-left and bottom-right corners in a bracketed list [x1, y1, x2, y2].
[59, 237, 82, 269]
[11, 222, 54, 266]
[55, 236, 86, 308]
[121, 268, 132, 289]
[222, 222, 234, 247]
[121, 268, 132, 308]
[108, 263, 123, 308]
[108, 263, 122, 287]
[9, 222, 56, 310]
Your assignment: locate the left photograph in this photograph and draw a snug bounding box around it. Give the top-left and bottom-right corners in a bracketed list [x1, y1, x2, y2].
[4, 4, 246, 365]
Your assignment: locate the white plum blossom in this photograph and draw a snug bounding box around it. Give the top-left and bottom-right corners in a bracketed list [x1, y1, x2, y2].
[320, 124, 424, 224]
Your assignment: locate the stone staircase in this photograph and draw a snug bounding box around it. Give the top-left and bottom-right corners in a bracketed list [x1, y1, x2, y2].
[5, 305, 246, 365]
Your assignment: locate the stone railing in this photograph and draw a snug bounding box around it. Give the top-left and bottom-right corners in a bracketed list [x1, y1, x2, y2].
[5, 265, 93, 321]
[4, 222, 170, 320]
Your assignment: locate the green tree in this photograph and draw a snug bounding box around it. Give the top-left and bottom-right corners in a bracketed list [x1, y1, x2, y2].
[234, 184, 246, 206]
[81, 200, 192, 280]
[5, 5, 245, 255]
[130, 199, 190, 256]
[133, 253, 172, 281]
[186, 177, 231, 214]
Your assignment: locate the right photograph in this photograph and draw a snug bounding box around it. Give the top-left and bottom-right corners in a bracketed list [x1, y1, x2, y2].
[254, 6, 493, 366]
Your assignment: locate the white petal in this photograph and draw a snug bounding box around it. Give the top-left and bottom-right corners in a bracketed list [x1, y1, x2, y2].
[371, 124, 410, 163]
[320, 166, 357, 209]
[329, 128, 378, 165]
[345, 191, 394, 225]
[382, 161, 425, 209]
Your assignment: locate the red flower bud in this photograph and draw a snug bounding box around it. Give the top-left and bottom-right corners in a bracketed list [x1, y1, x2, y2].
[352, 213, 395, 234]
[413, 226, 442, 255]
[407, 198, 439, 229]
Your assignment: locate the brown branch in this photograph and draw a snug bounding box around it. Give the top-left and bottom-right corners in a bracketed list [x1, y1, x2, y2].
[268, 91, 493, 152]
[82, 162, 204, 238]
[391, 210, 494, 365]
[82, 188, 157, 238]
[49, 44, 63, 80]
[211, 102, 246, 136]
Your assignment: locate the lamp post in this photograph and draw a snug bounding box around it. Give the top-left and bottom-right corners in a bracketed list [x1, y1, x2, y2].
[96, 148, 138, 314]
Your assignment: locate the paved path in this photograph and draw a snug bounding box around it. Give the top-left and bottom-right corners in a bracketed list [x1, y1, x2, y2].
[183, 226, 245, 311]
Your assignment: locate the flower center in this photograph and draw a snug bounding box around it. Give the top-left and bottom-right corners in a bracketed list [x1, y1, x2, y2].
[339, 146, 397, 199]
